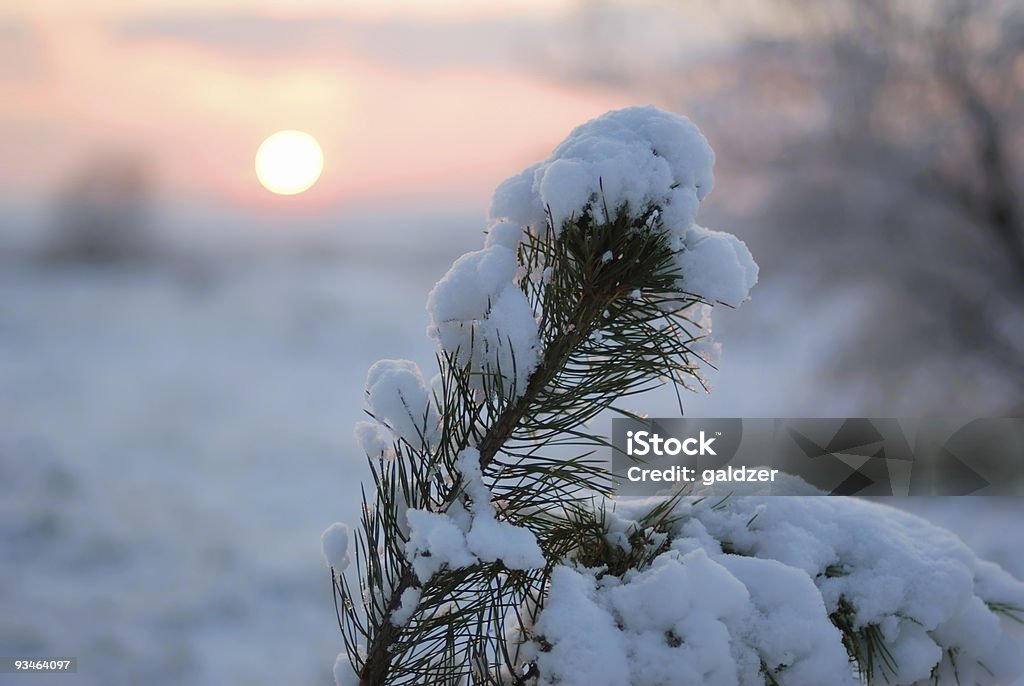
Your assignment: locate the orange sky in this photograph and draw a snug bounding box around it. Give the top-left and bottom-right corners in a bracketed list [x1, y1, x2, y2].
[1, 1, 648, 214]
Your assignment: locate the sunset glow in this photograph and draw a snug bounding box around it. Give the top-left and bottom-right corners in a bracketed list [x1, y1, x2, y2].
[255, 130, 324, 196]
[1, 0, 640, 209]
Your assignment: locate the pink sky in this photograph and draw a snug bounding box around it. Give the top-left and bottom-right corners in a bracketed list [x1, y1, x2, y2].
[2, 1, 645, 214]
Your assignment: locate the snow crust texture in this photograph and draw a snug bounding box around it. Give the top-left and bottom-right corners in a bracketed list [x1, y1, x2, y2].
[529, 496, 1024, 686]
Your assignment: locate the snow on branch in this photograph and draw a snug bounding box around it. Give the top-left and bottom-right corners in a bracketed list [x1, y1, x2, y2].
[490, 105, 757, 306]
[524, 495, 1024, 686]
[323, 105, 1024, 686]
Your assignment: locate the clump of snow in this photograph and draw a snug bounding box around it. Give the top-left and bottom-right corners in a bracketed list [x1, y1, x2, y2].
[426, 242, 540, 397]
[404, 449, 544, 583]
[428, 245, 517, 321]
[454, 447, 493, 507]
[532, 566, 630, 686]
[321, 522, 351, 572]
[489, 105, 757, 308]
[484, 219, 524, 251]
[364, 359, 438, 447]
[353, 420, 394, 461]
[605, 550, 754, 685]
[332, 652, 359, 686]
[490, 105, 714, 233]
[390, 586, 422, 628]
[406, 509, 477, 582]
[717, 554, 856, 684]
[458, 449, 545, 570]
[466, 514, 546, 570]
[527, 495, 1024, 686]
[423, 106, 759, 407]
[675, 224, 759, 306]
[705, 497, 1024, 685]
[531, 549, 852, 686]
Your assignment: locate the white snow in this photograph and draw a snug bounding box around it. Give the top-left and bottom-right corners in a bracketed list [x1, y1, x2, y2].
[353, 419, 395, 461]
[320, 522, 351, 572]
[364, 359, 438, 447]
[675, 224, 759, 306]
[489, 106, 757, 309]
[529, 494, 1024, 686]
[332, 651, 359, 686]
[465, 514, 546, 570]
[427, 246, 518, 322]
[426, 242, 540, 397]
[532, 549, 854, 686]
[532, 565, 631, 686]
[457, 448, 545, 570]
[718, 554, 855, 684]
[404, 449, 544, 582]
[490, 105, 714, 233]
[605, 551, 751, 686]
[390, 586, 422, 627]
[484, 219, 524, 251]
[4, 258, 1024, 686]
[405, 508, 477, 582]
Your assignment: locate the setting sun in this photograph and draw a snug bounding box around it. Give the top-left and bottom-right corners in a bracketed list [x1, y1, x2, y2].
[255, 131, 324, 195]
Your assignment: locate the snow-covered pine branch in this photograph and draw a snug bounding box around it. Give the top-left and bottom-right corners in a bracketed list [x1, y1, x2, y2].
[324, 106, 753, 685]
[322, 105, 1024, 686]
[516, 490, 1024, 686]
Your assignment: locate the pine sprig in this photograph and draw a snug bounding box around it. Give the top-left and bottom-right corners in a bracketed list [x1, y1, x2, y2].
[829, 597, 899, 685]
[986, 600, 1024, 624]
[336, 201, 712, 685]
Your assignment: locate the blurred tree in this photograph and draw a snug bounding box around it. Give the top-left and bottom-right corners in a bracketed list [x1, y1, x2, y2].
[762, 0, 1024, 410]
[562, 0, 1024, 411]
[45, 152, 155, 262]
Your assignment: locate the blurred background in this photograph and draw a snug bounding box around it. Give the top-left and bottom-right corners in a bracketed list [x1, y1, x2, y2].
[2, 0, 1022, 684]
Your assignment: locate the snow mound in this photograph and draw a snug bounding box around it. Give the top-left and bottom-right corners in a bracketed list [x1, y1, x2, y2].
[675, 224, 759, 306]
[353, 420, 394, 461]
[682, 496, 1024, 685]
[533, 549, 853, 686]
[363, 359, 438, 447]
[333, 652, 359, 686]
[321, 523, 351, 572]
[405, 449, 544, 583]
[490, 105, 714, 234]
[530, 496, 1024, 686]
[426, 241, 540, 397]
[489, 105, 757, 306]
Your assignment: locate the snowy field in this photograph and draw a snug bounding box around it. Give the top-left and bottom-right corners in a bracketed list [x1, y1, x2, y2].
[2, 256, 1023, 685]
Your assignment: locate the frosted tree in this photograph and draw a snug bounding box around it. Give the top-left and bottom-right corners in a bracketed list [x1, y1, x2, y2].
[323, 107, 1024, 686]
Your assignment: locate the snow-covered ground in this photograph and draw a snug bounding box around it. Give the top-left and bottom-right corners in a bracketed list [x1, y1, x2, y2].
[0, 257, 443, 685]
[2, 255, 1022, 685]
